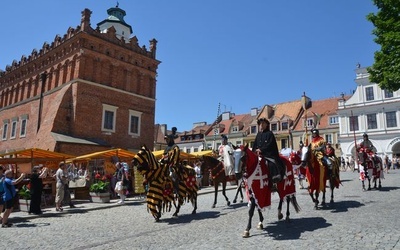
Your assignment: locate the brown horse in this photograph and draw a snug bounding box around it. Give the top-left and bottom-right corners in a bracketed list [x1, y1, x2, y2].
[200, 155, 242, 208]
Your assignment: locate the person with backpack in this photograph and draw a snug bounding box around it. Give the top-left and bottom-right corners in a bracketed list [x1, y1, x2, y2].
[2, 169, 26, 228]
[0, 166, 5, 224]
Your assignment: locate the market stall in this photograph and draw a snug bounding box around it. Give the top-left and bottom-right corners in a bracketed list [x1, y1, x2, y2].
[66, 148, 137, 200]
[0, 148, 76, 209]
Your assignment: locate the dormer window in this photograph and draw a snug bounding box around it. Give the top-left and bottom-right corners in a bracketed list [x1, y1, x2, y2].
[281, 121, 288, 130]
[232, 126, 239, 133]
[305, 118, 314, 128]
[250, 125, 257, 134]
[271, 123, 278, 131]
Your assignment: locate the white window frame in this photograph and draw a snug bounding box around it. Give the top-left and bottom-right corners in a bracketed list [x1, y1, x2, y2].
[325, 134, 333, 144]
[250, 125, 257, 134]
[128, 110, 142, 136]
[329, 116, 339, 125]
[102, 104, 118, 133]
[232, 126, 239, 133]
[2, 121, 9, 140]
[10, 118, 18, 139]
[20, 115, 28, 138]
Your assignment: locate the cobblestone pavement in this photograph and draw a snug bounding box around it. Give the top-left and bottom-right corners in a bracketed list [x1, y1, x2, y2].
[1, 170, 400, 250]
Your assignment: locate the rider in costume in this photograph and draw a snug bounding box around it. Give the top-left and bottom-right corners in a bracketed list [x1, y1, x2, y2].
[218, 134, 234, 178]
[252, 117, 285, 184]
[162, 127, 180, 167]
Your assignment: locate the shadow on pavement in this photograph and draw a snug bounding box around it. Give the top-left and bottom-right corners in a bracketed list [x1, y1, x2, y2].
[262, 216, 331, 240]
[161, 210, 221, 225]
[319, 200, 364, 213]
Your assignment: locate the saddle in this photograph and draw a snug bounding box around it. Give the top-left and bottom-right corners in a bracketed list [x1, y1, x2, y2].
[265, 157, 286, 184]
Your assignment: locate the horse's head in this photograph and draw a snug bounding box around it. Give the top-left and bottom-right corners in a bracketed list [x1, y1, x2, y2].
[131, 145, 155, 175]
[300, 145, 310, 166]
[289, 151, 302, 165]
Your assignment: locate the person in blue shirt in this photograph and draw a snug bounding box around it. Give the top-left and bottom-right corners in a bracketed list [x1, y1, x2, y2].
[2, 169, 26, 228]
[0, 166, 5, 224]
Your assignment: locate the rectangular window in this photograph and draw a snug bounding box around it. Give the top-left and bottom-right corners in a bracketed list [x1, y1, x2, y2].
[325, 134, 333, 144]
[232, 126, 239, 132]
[271, 123, 278, 131]
[281, 139, 287, 149]
[250, 125, 257, 134]
[128, 110, 142, 136]
[236, 140, 241, 146]
[281, 122, 288, 130]
[102, 104, 118, 132]
[366, 87, 374, 101]
[194, 148, 199, 153]
[384, 90, 393, 98]
[367, 113, 377, 129]
[2, 122, 9, 140]
[386, 111, 397, 128]
[306, 118, 314, 128]
[104, 111, 114, 130]
[349, 116, 359, 131]
[10, 120, 17, 139]
[20, 118, 27, 137]
[329, 116, 339, 125]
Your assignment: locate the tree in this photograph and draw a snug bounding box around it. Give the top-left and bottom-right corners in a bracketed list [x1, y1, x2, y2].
[367, 0, 400, 91]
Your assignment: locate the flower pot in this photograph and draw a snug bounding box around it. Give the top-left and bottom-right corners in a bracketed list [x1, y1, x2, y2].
[19, 199, 31, 212]
[89, 192, 110, 203]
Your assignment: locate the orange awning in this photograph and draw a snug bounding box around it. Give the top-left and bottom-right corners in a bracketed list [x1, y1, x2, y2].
[0, 148, 75, 165]
[67, 148, 136, 163]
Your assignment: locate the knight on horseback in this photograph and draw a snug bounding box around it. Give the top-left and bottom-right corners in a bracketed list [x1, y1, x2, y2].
[252, 117, 285, 187]
[218, 134, 235, 179]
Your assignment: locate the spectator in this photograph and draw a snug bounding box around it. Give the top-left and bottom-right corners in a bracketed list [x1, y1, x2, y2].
[29, 166, 49, 215]
[63, 164, 76, 208]
[2, 170, 26, 227]
[0, 166, 5, 224]
[54, 162, 67, 212]
[194, 161, 202, 189]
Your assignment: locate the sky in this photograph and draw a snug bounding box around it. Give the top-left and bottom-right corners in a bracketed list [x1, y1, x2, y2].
[1, 1, 379, 132]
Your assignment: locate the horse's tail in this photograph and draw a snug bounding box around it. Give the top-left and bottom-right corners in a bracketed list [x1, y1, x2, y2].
[290, 195, 301, 213]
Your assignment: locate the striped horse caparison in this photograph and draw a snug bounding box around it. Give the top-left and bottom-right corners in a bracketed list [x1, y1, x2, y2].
[132, 145, 198, 222]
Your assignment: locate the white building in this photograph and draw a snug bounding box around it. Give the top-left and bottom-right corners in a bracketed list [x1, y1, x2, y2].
[337, 67, 400, 161]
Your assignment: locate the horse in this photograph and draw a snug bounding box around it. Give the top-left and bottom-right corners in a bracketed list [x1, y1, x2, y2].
[287, 150, 307, 189]
[357, 148, 384, 190]
[200, 155, 233, 208]
[300, 145, 341, 209]
[131, 145, 197, 222]
[239, 144, 300, 238]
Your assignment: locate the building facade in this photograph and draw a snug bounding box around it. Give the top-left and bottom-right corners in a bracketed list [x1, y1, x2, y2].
[0, 6, 159, 155]
[337, 67, 400, 160]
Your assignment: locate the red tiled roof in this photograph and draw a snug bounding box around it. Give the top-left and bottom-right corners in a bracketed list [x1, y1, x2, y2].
[292, 97, 342, 131]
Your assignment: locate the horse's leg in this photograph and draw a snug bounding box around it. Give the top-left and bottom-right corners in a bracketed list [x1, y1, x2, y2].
[362, 180, 366, 191]
[314, 192, 319, 209]
[233, 180, 241, 203]
[192, 193, 198, 215]
[212, 182, 218, 208]
[321, 190, 326, 206]
[173, 203, 181, 217]
[330, 179, 334, 204]
[285, 196, 291, 222]
[243, 197, 256, 238]
[368, 177, 371, 190]
[221, 180, 231, 206]
[277, 199, 284, 220]
[256, 209, 264, 230]
[378, 177, 382, 189]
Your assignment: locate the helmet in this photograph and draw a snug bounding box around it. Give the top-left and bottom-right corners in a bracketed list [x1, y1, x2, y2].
[363, 133, 368, 138]
[299, 141, 304, 147]
[221, 134, 228, 141]
[311, 128, 319, 136]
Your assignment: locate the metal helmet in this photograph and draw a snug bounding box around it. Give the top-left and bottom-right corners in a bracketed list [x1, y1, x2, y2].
[363, 133, 368, 138]
[311, 128, 319, 136]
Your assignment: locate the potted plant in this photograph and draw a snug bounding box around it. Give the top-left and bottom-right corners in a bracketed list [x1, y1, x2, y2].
[18, 184, 31, 212]
[89, 174, 110, 203]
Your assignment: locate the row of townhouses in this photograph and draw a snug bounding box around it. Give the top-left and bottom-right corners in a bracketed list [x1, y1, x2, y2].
[161, 67, 400, 161]
[1, 5, 400, 163]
